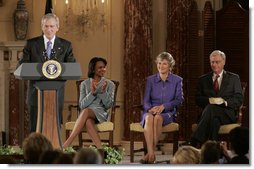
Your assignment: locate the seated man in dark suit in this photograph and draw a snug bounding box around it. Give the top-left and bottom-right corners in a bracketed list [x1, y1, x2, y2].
[182, 50, 243, 147]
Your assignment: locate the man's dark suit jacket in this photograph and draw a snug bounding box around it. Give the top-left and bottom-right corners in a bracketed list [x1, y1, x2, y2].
[195, 71, 243, 122]
[17, 35, 76, 122]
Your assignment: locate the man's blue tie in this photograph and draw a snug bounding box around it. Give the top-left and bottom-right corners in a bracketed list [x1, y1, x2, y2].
[46, 41, 52, 59]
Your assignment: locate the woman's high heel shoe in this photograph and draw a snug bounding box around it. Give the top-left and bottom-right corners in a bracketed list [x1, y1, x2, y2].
[139, 158, 148, 164]
[139, 154, 149, 164]
[147, 155, 156, 164]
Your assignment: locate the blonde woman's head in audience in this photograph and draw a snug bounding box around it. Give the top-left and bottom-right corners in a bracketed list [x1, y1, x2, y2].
[171, 145, 200, 164]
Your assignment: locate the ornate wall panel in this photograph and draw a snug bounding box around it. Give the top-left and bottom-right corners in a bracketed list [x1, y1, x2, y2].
[123, 0, 153, 140]
[166, 0, 199, 140]
[8, 74, 20, 145]
[0, 41, 28, 145]
[216, 1, 249, 127]
[203, 1, 215, 73]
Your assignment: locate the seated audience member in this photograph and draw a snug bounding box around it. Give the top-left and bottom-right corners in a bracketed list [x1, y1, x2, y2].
[73, 147, 103, 164]
[63, 57, 115, 149]
[181, 50, 243, 147]
[171, 146, 200, 164]
[54, 153, 73, 164]
[140, 52, 184, 164]
[220, 127, 249, 164]
[38, 150, 62, 164]
[22, 132, 53, 164]
[200, 140, 220, 164]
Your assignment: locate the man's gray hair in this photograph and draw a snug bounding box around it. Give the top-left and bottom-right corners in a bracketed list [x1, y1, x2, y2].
[210, 50, 226, 60]
[41, 13, 60, 28]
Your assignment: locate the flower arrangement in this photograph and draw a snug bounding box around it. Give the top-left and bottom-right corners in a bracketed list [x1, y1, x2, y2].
[62, 146, 76, 154]
[0, 145, 22, 155]
[89, 144, 124, 164]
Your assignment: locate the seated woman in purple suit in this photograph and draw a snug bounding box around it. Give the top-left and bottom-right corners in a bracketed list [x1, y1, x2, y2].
[140, 52, 184, 164]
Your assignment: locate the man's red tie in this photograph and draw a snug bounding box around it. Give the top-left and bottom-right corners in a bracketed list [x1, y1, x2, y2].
[213, 74, 220, 93]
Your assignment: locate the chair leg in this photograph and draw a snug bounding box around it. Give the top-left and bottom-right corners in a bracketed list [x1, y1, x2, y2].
[173, 131, 179, 155]
[109, 131, 113, 147]
[130, 131, 134, 163]
[66, 130, 70, 140]
[78, 133, 83, 147]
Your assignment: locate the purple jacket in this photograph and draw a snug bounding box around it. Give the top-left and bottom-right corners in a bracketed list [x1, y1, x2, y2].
[143, 73, 184, 114]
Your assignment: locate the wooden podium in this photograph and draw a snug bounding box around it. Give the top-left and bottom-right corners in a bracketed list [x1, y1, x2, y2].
[14, 63, 82, 149]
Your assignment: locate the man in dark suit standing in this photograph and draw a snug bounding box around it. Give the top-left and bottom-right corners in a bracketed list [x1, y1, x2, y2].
[17, 13, 76, 133]
[182, 50, 243, 147]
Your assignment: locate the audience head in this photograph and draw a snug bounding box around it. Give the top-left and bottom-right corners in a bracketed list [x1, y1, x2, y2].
[73, 147, 103, 164]
[209, 50, 226, 74]
[22, 132, 53, 164]
[171, 145, 200, 164]
[54, 152, 73, 164]
[38, 150, 62, 164]
[229, 126, 249, 156]
[200, 140, 220, 164]
[155, 52, 175, 72]
[88, 57, 107, 78]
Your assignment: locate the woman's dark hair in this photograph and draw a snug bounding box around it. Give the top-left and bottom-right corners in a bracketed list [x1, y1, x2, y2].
[87, 57, 107, 78]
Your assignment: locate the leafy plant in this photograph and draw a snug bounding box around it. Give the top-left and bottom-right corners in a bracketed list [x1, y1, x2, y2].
[0, 145, 23, 155]
[102, 145, 124, 164]
[63, 146, 76, 154]
[90, 144, 124, 164]
[1, 144, 124, 164]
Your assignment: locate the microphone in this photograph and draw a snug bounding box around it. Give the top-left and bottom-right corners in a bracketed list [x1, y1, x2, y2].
[51, 49, 57, 60]
[43, 50, 48, 61]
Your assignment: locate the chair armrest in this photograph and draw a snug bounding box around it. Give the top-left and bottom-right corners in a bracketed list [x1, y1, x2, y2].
[66, 104, 79, 122]
[237, 105, 247, 125]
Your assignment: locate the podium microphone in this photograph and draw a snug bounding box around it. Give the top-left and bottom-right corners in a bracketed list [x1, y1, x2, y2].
[51, 49, 57, 60]
[43, 50, 48, 61]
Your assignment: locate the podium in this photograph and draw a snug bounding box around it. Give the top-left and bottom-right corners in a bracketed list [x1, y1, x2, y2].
[14, 63, 82, 149]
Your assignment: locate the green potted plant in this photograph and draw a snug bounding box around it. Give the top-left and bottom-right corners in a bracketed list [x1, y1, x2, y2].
[101, 144, 124, 164]
[0, 145, 24, 163]
[88, 144, 124, 164]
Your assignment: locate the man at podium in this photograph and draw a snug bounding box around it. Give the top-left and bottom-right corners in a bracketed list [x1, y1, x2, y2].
[17, 13, 76, 133]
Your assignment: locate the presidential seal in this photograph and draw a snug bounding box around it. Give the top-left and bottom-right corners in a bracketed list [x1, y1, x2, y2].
[42, 60, 62, 79]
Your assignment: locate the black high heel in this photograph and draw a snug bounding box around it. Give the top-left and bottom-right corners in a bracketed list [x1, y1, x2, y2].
[147, 154, 156, 164]
[139, 154, 149, 164]
[139, 158, 148, 164]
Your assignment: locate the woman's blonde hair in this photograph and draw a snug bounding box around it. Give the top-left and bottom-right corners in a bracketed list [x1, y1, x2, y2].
[155, 52, 175, 72]
[171, 146, 201, 164]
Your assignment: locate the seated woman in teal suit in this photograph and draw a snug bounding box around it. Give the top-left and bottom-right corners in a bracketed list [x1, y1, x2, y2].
[140, 52, 184, 163]
[63, 57, 115, 149]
